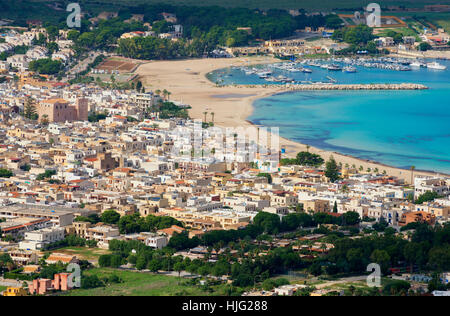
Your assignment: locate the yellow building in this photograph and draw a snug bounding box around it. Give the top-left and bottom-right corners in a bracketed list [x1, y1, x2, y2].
[2, 287, 28, 296]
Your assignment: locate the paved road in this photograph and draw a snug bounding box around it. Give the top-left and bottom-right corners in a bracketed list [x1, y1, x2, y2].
[0, 277, 23, 288]
[67, 51, 103, 76]
[315, 275, 367, 289]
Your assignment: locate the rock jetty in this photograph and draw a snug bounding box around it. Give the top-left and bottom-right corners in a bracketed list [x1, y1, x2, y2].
[232, 83, 428, 90]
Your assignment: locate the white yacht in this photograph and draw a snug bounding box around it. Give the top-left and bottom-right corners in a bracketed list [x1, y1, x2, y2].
[427, 62, 447, 70]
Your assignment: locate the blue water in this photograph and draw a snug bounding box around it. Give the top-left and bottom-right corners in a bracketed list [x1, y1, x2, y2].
[208, 60, 450, 173]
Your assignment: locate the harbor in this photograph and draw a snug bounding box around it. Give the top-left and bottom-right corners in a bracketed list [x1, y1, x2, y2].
[212, 57, 447, 86]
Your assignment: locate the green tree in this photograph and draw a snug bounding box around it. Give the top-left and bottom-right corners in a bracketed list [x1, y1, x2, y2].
[418, 42, 432, 51]
[67, 30, 80, 41]
[136, 81, 143, 92]
[333, 201, 338, 213]
[81, 275, 104, 289]
[174, 262, 184, 283]
[24, 97, 38, 120]
[309, 262, 322, 276]
[46, 42, 59, 54]
[101, 210, 121, 225]
[370, 249, 391, 274]
[325, 156, 340, 183]
[135, 255, 147, 270]
[296, 152, 324, 167]
[98, 255, 111, 267]
[253, 212, 280, 234]
[0, 253, 13, 270]
[147, 259, 161, 272]
[415, 191, 439, 204]
[29, 58, 62, 75]
[46, 25, 59, 41]
[110, 255, 123, 268]
[341, 211, 360, 226]
[0, 169, 13, 178]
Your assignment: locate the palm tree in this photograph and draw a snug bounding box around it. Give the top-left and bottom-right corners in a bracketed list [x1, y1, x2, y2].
[410, 166, 415, 185]
[203, 111, 208, 123]
[210, 112, 215, 125]
[41, 114, 49, 126]
[162, 89, 169, 101]
[306, 145, 310, 152]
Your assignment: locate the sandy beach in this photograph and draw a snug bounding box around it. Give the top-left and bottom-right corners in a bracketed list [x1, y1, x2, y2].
[136, 57, 444, 183]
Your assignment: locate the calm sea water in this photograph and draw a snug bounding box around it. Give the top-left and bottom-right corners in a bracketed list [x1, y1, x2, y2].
[208, 59, 450, 173]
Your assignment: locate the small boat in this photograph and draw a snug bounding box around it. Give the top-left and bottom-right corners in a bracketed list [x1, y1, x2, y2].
[257, 70, 272, 78]
[427, 62, 447, 70]
[343, 66, 357, 73]
[302, 68, 312, 73]
[410, 61, 422, 68]
[327, 64, 342, 71]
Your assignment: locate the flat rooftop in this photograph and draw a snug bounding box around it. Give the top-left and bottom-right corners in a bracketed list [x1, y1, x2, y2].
[0, 204, 81, 216]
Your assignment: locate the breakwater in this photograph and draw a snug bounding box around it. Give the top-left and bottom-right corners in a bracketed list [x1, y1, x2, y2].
[231, 83, 428, 90]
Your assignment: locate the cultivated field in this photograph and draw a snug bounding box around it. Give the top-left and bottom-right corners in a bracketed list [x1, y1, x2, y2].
[91, 57, 142, 83]
[96, 57, 141, 74]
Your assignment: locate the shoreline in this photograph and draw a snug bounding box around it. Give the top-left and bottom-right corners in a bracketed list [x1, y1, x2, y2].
[135, 57, 447, 183]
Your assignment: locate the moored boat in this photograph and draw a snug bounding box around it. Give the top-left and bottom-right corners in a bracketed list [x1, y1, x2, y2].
[343, 66, 357, 73]
[427, 62, 447, 70]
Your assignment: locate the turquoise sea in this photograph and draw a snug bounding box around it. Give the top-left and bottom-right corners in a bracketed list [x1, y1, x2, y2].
[208, 59, 450, 174]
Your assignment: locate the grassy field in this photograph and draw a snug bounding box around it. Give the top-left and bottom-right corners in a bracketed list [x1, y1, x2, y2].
[62, 268, 235, 296]
[0, 286, 7, 293]
[375, 27, 420, 39]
